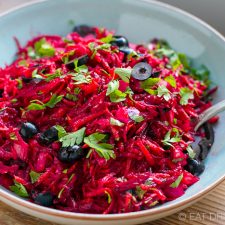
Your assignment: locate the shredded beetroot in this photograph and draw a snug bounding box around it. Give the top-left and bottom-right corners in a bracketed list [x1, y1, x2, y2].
[0, 26, 217, 214]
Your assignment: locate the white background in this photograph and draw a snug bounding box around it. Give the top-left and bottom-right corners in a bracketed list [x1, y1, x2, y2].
[0, 0, 225, 36]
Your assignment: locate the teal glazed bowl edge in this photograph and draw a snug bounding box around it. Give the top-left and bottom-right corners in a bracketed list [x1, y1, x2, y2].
[1, 0, 225, 224]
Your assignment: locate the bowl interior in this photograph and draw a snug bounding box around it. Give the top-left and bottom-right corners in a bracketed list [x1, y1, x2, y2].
[1, 0, 225, 215]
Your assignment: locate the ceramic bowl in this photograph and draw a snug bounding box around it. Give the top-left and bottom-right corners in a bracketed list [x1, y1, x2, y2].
[1, 0, 225, 224]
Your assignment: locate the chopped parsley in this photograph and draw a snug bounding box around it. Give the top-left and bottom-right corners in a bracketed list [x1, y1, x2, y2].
[165, 75, 176, 88]
[100, 34, 114, 43]
[34, 38, 55, 57]
[32, 69, 43, 80]
[110, 117, 124, 127]
[170, 174, 183, 188]
[59, 127, 86, 147]
[84, 132, 115, 160]
[128, 108, 144, 123]
[186, 145, 196, 159]
[106, 80, 131, 103]
[179, 87, 194, 105]
[27, 94, 63, 111]
[45, 69, 62, 82]
[114, 68, 132, 83]
[65, 93, 78, 102]
[141, 78, 160, 90]
[10, 180, 29, 198]
[29, 170, 41, 184]
[70, 63, 92, 85]
[16, 78, 23, 89]
[136, 186, 146, 199]
[72, 73, 92, 85]
[88, 42, 111, 59]
[109, 89, 127, 103]
[106, 80, 119, 96]
[162, 128, 181, 147]
[54, 125, 67, 139]
[157, 85, 171, 101]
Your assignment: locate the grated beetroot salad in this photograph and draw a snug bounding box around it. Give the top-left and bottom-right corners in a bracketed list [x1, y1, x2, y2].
[0, 25, 217, 214]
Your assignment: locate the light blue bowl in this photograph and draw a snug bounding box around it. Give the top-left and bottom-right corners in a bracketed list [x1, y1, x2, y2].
[1, 0, 225, 224]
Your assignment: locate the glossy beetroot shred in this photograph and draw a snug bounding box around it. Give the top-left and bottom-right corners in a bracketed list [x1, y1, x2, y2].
[0, 27, 216, 213]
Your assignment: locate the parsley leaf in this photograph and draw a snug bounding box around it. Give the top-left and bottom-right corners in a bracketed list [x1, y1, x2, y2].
[141, 77, 160, 95]
[32, 69, 43, 80]
[114, 68, 132, 83]
[27, 101, 46, 111]
[106, 80, 119, 96]
[74, 63, 88, 73]
[186, 145, 196, 159]
[191, 65, 211, 86]
[179, 87, 194, 105]
[29, 170, 41, 184]
[157, 85, 171, 101]
[136, 186, 146, 199]
[72, 74, 92, 84]
[65, 93, 78, 102]
[162, 128, 181, 147]
[54, 125, 67, 139]
[165, 75, 176, 88]
[84, 133, 115, 160]
[88, 42, 111, 59]
[128, 108, 144, 123]
[109, 89, 127, 103]
[70, 64, 92, 85]
[34, 38, 55, 57]
[16, 78, 23, 89]
[100, 34, 114, 43]
[27, 94, 63, 111]
[45, 94, 64, 108]
[141, 78, 160, 90]
[59, 127, 86, 147]
[110, 117, 124, 127]
[170, 174, 183, 188]
[10, 180, 29, 197]
[45, 69, 62, 82]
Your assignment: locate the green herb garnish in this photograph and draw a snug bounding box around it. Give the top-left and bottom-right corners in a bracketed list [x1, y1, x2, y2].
[84, 132, 115, 160]
[106, 80, 119, 96]
[186, 145, 196, 159]
[179, 87, 194, 105]
[170, 174, 183, 188]
[27, 94, 63, 111]
[114, 68, 132, 83]
[165, 75, 176, 88]
[54, 125, 67, 139]
[136, 186, 146, 199]
[10, 180, 29, 197]
[29, 170, 41, 184]
[128, 108, 144, 123]
[34, 38, 55, 57]
[59, 127, 86, 147]
[157, 85, 171, 101]
[110, 117, 124, 127]
[162, 128, 181, 147]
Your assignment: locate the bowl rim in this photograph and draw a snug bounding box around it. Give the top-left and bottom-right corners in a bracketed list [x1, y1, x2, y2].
[1, 0, 225, 221]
